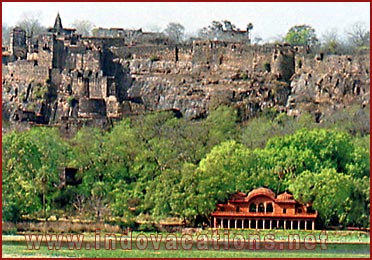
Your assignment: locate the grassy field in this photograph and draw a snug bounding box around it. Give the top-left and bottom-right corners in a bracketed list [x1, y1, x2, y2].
[2, 242, 370, 258]
[2, 229, 370, 258]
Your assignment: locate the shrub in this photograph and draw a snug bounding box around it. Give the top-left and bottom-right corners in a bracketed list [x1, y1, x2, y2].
[150, 55, 160, 62]
[2, 222, 18, 235]
[240, 72, 249, 80]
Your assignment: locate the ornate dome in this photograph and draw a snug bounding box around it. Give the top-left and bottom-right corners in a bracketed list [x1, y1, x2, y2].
[246, 187, 275, 201]
[276, 191, 294, 201]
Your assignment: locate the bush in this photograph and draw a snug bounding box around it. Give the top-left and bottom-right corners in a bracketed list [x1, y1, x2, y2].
[138, 222, 157, 232]
[150, 55, 160, 62]
[240, 72, 249, 80]
[2, 222, 18, 235]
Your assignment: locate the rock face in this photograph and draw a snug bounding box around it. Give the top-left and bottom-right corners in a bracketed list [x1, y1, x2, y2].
[2, 15, 370, 134]
[287, 54, 370, 120]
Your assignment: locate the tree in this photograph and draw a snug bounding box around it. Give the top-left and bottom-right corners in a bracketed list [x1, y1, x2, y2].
[2, 23, 10, 46]
[288, 169, 358, 227]
[204, 105, 238, 149]
[17, 11, 46, 39]
[210, 21, 223, 31]
[164, 22, 185, 43]
[284, 24, 318, 47]
[223, 20, 236, 31]
[71, 19, 94, 36]
[195, 141, 254, 222]
[246, 22, 254, 40]
[2, 128, 71, 221]
[346, 21, 370, 48]
[321, 29, 342, 54]
[71, 127, 116, 221]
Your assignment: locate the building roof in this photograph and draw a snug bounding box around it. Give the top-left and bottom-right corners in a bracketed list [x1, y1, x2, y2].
[246, 187, 275, 201]
[276, 191, 294, 201]
[211, 188, 318, 219]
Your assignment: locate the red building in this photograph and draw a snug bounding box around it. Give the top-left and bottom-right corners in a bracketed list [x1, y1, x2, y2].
[211, 187, 318, 230]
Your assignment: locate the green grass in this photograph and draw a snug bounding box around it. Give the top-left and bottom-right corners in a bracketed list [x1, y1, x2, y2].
[2, 230, 370, 258]
[2, 243, 370, 258]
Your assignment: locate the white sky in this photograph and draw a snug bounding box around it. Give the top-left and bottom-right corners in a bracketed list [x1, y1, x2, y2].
[2, 2, 370, 42]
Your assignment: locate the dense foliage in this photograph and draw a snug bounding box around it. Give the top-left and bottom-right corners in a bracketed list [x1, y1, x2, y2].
[2, 105, 370, 229]
[284, 24, 318, 47]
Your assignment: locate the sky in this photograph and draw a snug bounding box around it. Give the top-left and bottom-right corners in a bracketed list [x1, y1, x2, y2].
[2, 2, 370, 42]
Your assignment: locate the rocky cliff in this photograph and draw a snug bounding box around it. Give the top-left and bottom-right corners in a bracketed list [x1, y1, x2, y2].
[2, 30, 370, 134]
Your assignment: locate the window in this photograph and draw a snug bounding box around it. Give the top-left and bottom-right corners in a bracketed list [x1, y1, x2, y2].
[283, 208, 287, 214]
[266, 203, 273, 213]
[236, 206, 240, 213]
[297, 208, 302, 213]
[249, 203, 256, 213]
[258, 203, 265, 213]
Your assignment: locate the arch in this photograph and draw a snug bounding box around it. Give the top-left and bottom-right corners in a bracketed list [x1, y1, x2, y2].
[258, 203, 265, 213]
[266, 203, 273, 213]
[249, 203, 256, 213]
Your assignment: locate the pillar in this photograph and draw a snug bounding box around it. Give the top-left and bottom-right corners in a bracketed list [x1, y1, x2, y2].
[234, 219, 237, 229]
[284, 220, 287, 229]
[263, 220, 265, 230]
[312, 220, 315, 230]
[228, 219, 230, 229]
[270, 220, 272, 230]
[276, 220, 279, 228]
[305, 221, 307, 230]
[242, 219, 245, 229]
[213, 217, 217, 228]
[249, 220, 251, 229]
[298, 220, 300, 230]
[255, 220, 258, 229]
[290, 220, 293, 230]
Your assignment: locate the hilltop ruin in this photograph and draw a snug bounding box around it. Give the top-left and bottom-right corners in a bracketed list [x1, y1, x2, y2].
[2, 14, 369, 134]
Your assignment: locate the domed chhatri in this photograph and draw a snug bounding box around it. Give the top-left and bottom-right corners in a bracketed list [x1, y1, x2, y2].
[211, 187, 317, 230]
[276, 191, 295, 201]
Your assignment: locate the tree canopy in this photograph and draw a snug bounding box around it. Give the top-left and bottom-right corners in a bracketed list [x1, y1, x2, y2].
[164, 22, 185, 43]
[16, 11, 46, 38]
[284, 24, 318, 47]
[2, 106, 370, 229]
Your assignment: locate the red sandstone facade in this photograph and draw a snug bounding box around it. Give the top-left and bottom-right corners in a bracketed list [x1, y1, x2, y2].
[211, 187, 318, 230]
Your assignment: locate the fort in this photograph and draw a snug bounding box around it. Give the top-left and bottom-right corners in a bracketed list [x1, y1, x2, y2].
[2, 14, 370, 134]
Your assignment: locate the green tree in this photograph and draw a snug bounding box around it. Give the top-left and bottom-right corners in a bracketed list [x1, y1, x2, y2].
[2, 128, 70, 221]
[284, 24, 318, 47]
[345, 177, 370, 227]
[205, 105, 238, 149]
[71, 127, 109, 221]
[288, 169, 357, 227]
[194, 141, 255, 222]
